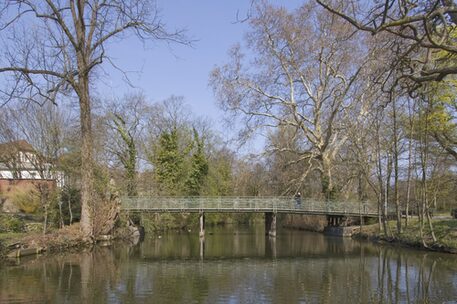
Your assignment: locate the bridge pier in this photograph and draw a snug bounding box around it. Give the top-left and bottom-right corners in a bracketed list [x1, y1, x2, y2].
[265, 212, 277, 237]
[199, 212, 205, 238]
[327, 215, 344, 227]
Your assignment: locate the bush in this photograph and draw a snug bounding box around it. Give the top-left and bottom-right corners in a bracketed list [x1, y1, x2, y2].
[9, 185, 41, 213]
[0, 214, 25, 233]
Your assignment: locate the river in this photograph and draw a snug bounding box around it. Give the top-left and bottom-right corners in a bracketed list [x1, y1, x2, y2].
[1, 224, 456, 303]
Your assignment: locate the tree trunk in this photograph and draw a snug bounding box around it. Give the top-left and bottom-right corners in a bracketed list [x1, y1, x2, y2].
[426, 209, 437, 242]
[78, 79, 94, 237]
[384, 162, 392, 237]
[320, 158, 335, 201]
[392, 98, 402, 234]
[58, 200, 64, 228]
[405, 137, 413, 228]
[378, 193, 383, 233]
[68, 197, 73, 225]
[375, 122, 388, 235]
[43, 204, 48, 235]
[419, 101, 430, 247]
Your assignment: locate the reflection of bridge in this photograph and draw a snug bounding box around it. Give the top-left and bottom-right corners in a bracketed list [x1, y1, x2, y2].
[121, 197, 380, 237]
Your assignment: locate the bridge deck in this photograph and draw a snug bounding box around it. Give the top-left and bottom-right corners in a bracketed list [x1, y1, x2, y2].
[121, 197, 380, 217]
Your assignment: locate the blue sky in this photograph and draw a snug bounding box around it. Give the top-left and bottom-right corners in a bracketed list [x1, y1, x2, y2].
[97, 1, 303, 136]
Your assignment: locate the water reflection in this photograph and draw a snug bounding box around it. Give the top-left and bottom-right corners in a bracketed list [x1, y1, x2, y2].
[1, 225, 456, 303]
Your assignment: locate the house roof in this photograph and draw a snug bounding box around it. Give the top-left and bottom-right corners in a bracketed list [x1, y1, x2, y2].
[0, 140, 36, 155]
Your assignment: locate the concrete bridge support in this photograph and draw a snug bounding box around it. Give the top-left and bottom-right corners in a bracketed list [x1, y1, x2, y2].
[265, 212, 277, 237]
[327, 215, 347, 227]
[327, 215, 344, 227]
[199, 212, 205, 238]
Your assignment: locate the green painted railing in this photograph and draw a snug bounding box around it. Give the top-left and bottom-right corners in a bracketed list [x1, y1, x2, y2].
[121, 196, 380, 217]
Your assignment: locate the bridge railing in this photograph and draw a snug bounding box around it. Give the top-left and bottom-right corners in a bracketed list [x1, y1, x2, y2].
[121, 196, 380, 216]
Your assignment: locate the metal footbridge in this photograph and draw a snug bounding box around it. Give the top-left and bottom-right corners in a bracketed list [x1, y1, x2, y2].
[121, 196, 379, 217]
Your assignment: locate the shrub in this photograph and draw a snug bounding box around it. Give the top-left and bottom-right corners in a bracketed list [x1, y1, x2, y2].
[9, 185, 41, 213]
[0, 214, 25, 233]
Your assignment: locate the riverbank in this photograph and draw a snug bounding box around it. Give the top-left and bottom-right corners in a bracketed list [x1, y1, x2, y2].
[353, 219, 457, 254]
[2, 216, 456, 262]
[0, 223, 142, 262]
[0, 213, 251, 262]
[0, 224, 91, 261]
[280, 214, 457, 254]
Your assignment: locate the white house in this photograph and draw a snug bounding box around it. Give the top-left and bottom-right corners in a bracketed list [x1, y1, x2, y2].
[0, 140, 64, 187]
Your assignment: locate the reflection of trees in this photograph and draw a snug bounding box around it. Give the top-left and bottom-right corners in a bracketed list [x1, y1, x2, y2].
[136, 227, 368, 260]
[370, 247, 455, 304]
[0, 248, 122, 303]
[1, 231, 457, 303]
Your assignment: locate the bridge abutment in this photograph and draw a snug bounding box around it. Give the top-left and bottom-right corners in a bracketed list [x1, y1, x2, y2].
[265, 212, 277, 237]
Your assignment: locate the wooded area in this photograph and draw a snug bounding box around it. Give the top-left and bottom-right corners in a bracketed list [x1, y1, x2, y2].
[0, 1, 456, 247]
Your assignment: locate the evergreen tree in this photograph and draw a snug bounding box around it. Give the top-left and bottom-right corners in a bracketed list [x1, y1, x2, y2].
[153, 129, 184, 195]
[185, 129, 209, 196]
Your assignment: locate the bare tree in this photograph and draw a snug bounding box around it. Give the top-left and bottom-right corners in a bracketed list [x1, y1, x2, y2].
[211, 2, 377, 199]
[104, 93, 149, 196]
[145, 96, 192, 139]
[0, 1, 188, 237]
[316, 0, 457, 83]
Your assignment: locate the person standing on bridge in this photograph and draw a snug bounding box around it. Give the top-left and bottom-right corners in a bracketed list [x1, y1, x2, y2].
[294, 192, 302, 208]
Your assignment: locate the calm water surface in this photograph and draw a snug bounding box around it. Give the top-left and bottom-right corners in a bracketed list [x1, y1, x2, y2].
[1, 224, 457, 303]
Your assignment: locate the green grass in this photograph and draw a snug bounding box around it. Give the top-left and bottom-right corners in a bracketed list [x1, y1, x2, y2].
[426, 219, 457, 248]
[359, 218, 457, 252]
[0, 232, 27, 244]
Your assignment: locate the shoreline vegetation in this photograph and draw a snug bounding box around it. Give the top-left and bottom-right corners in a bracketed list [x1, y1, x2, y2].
[352, 219, 457, 254]
[281, 214, 457, 254]
[1, 214, 456, 264]
[0, 213, 259, 262]
[0, 222, 142, 263]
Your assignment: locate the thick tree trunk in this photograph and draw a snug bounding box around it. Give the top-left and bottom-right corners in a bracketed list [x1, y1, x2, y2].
[79, 79, 94, 237]
[126, 142, 137, 197]
[320, 158, 335, 201]
[405, 100, 415, 228]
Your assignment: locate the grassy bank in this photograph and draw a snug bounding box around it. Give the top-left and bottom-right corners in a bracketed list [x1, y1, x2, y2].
[355, 218, 457, 254]
[0, 232, 27, 244]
